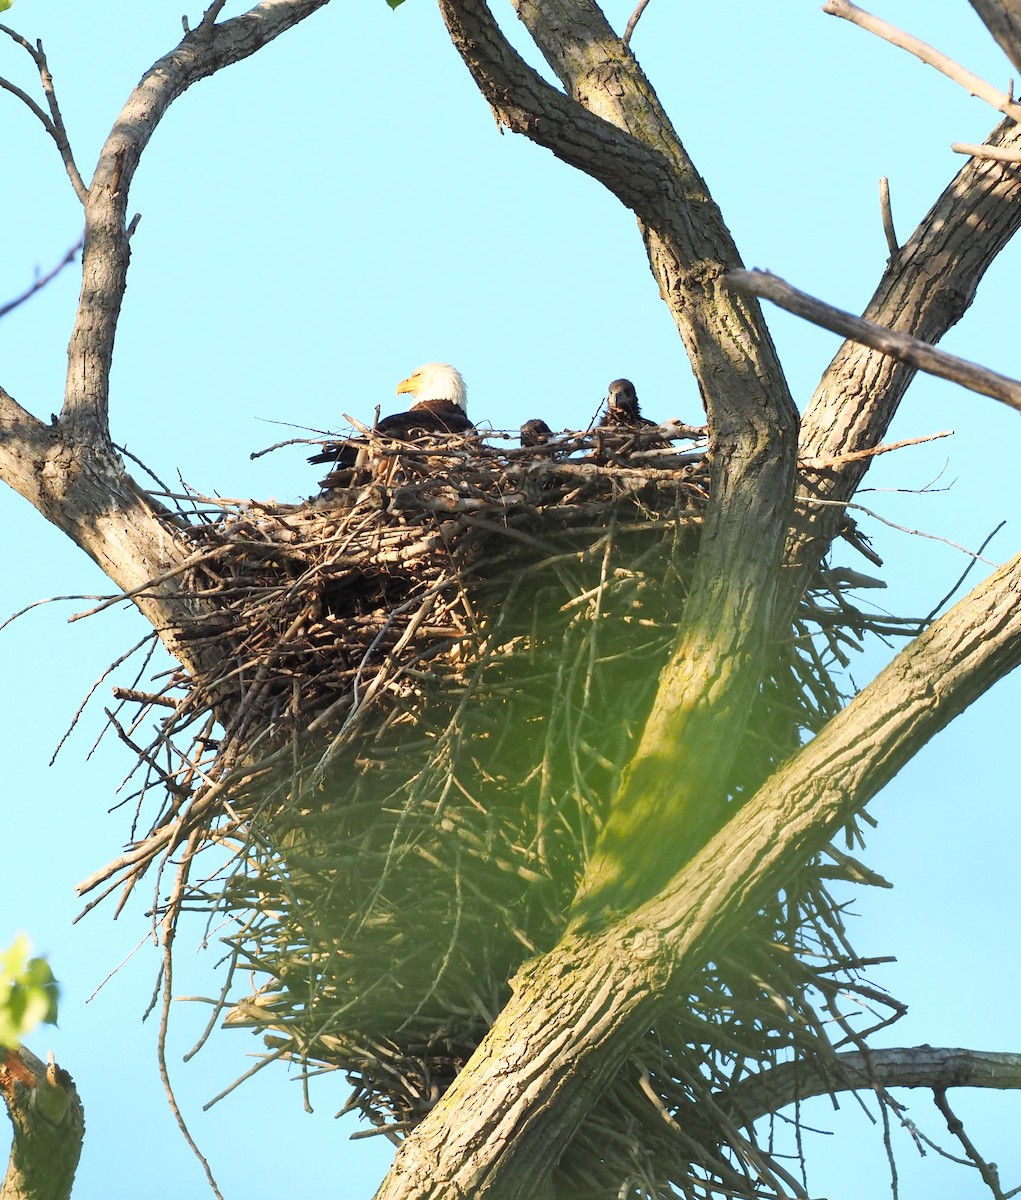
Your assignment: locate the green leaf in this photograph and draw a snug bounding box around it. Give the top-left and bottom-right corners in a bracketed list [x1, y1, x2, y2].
[0, 1, 14, 12]
[386, 0, 406, 9]
[0, 936, 59, 1049]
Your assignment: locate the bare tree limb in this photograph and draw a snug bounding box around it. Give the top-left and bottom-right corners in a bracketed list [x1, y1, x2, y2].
[0, 1, 334, 685]
[440, 0, 802, 921]
[728, 267, 1021, 413]
[63, 0, 334, 445]
[879, 175, 898, 254]
[952, 138, 1021, 159]
[781, 113, 1021, 615]
[823, 0, 1021, 124]
[933, 1087, 1008, 1199]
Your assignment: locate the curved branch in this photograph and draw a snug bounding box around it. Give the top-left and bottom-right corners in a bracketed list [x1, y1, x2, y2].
[0, 232, 84, 320]
[726, 1046, 1021, 1125]
[823, 0, 1021, 124]
[440, 0, 802, 922]
[0, 1, 333, 681]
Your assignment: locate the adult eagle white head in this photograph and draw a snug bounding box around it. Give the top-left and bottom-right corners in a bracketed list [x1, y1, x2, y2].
[309, 363, 473, 481]
[380, 363, 471, 437]
[396, 362, 467, 412]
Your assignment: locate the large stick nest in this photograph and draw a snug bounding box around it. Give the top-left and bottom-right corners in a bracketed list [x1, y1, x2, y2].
[86, 428, 911, 1200]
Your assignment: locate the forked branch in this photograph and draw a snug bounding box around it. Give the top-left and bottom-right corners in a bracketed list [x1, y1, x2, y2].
[0, 24, 86, 201]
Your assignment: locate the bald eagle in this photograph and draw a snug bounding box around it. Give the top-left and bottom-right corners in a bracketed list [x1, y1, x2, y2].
[310, 363, 473, 482]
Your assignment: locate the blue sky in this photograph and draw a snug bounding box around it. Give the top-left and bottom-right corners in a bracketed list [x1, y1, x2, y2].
[1, 2, 1020, 1197]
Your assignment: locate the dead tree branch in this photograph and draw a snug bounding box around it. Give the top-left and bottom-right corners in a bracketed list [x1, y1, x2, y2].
[0, 0, 334, 682]
[782, 112, 1021, 615]
[952, 137, 1021, 160]
[439, 0, 801, 920]
[622, 0, 652, 45]
[933, 1087, 1008, 1199]
[0, 25, 86, 201]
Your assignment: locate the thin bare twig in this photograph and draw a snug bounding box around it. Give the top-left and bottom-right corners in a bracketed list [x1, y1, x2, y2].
[879, 176, 898, 254]
[727, 268, 1021, 413]
[798, 494, 1000, 564]
[623, 0, 653, 45]
[933, 1087, 1007, 1199]
[800, 429, 953, 471]
[924, 521, 1006, 622]
[0, 231, 84, 319]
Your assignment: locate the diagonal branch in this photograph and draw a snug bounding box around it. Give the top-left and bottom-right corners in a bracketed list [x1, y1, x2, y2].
[0, 1, 334, 683]
[622, 0, 652, 45]
[63, 0, 334, 445]
[728, 267, 1021, 413]
[0, 232, 84, 320]
[376, 544, 1021, 1200]
[0, 25, 86, 201]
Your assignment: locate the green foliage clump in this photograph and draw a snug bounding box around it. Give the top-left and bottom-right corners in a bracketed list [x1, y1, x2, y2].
[0, 936, 59, 1049]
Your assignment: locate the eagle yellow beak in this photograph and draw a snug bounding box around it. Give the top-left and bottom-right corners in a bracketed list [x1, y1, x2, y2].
[396, 372, 419, 397]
